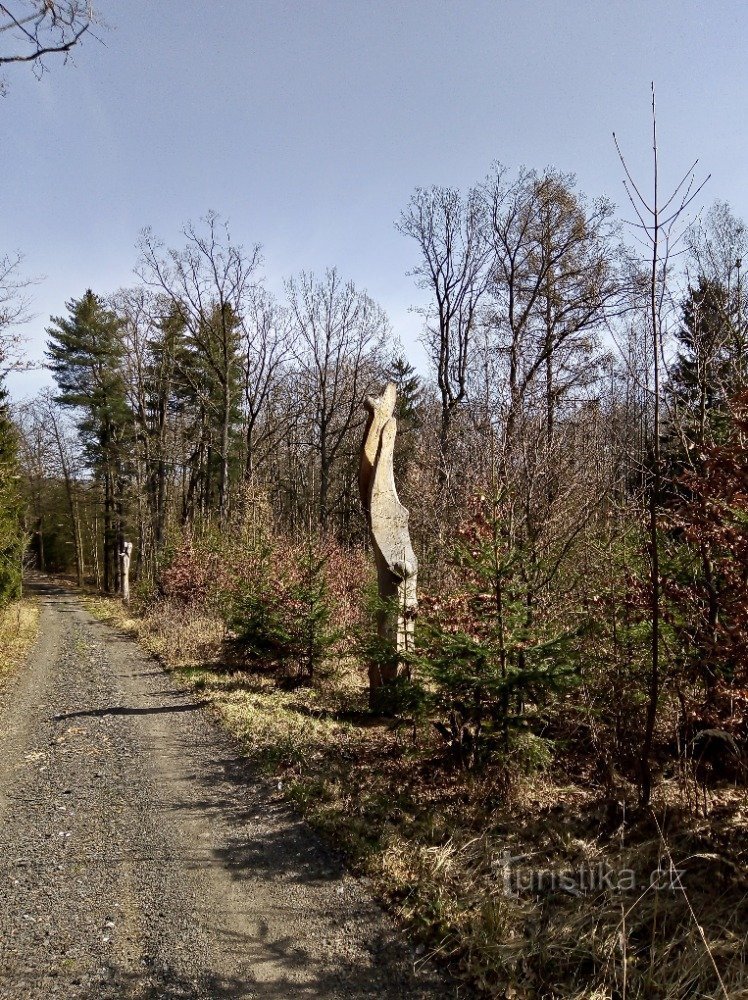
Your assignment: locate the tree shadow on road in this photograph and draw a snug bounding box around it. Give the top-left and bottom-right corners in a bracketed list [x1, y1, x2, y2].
[166, 750, 347, 887]
[52, 702, 209, 722]
[72, 927, 451, 999]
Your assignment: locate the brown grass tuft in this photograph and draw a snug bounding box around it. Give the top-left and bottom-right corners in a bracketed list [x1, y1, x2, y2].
[0, 597, 40, 681]
[80, 590, 748, 999]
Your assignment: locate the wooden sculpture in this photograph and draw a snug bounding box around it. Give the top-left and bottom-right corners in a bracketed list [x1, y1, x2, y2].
[359, 383, 417, 703]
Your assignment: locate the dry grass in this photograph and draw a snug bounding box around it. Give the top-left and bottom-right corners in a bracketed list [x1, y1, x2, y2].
[82, 593, 748, 999]
[0, 596, 40, 681]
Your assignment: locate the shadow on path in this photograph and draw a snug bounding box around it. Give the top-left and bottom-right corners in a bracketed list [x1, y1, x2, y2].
[52, 702, 209, 722]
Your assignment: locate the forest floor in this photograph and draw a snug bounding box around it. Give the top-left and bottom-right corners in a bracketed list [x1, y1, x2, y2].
[0, 576, 460, 1000]
[78, 589, 748, 1000]
[0, 593, 39, 681]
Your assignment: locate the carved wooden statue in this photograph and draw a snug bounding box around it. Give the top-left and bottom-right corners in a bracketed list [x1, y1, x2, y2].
[120, 541, 133, 605]
[359, 383, 417, 702]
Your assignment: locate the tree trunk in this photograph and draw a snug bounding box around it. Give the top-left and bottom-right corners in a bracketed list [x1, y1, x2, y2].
[103, 472, 113, 593]
[219, 384, 231, 524]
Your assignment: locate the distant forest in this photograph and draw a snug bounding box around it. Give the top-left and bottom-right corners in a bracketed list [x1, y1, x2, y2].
[4, 155, 748, 810]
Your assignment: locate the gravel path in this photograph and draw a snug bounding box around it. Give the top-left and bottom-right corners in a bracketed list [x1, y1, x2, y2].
[0, 580, 460, 999]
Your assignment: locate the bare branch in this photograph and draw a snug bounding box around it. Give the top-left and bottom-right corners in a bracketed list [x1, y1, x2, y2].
[0, 1, 97, 89]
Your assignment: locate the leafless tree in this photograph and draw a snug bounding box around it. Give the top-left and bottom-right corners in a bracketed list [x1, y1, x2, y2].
[0, 250, 37, 377]
[614, 84, 709, 805]
[481, 165, 623, 465]
[0, 1, 96, 92]
[398, 185, 490, 473]
[42, 392, 87, 584]
[240, 289, 292, 481]
[15, 391, 87, 581]
[286, 268, 389, 528]
[686, 200, 748, 377]
[689, 200, 747, 290]
[111, 286, 177, 575]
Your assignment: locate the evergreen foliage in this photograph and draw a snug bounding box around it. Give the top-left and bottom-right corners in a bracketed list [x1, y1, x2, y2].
[667, 277, 745, 456]
[417, 494, 582, 766]
[46, 290, 129, 464]
[666, 391, 748, 704]
[0, 384, 24, 606]
[173, 301, 244, 515]
[46, 290, 131, 591]
[226, 533, 339, 685]
[385, 354, 423, 426]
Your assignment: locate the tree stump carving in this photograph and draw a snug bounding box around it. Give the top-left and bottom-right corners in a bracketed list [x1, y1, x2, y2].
[120, 541, 133, 605]
[359, 383, 417, 704]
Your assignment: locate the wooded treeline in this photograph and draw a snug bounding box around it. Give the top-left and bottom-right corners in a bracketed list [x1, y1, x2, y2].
[8, 164, 748, 806]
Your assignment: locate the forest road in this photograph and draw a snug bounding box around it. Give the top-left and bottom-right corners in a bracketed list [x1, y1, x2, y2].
[0, 580, 460, 1000]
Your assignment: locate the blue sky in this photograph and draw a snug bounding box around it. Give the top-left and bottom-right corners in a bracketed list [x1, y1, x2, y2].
[3, 0, 747, 398]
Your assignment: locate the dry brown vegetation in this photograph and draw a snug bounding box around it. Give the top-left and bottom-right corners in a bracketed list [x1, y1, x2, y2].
[85, 589, 748, 1000]
[0, 595, 39, 681]
[14, 150, 748, 999]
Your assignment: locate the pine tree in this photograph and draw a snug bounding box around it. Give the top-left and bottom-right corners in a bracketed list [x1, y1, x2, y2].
[226, 531, 338, 685]
[385, 354, 423, 424]
[417, 494, 581, 767]
[172, 301, 244, 522]
[667, 277, 744, 459]
[666, 391, 748, 705]
[46, 291, 131, 592]
[384, 354, 423, 480]
[0, 383, 24, 606]
[140, 304, 182, 573]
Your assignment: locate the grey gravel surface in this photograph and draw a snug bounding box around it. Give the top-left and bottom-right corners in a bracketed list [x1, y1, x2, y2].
[0, 580, 464, 999]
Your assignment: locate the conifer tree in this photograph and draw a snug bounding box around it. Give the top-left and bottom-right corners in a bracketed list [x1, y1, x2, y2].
[0, 382, 24, 606]
[46, 291, 130, 592]
[668, 277, 744, 457]
[384, 354, 423, 481]
[417, 494, 581, 767]
[172, 301, 244, 521]
[385, 354, 423, 424]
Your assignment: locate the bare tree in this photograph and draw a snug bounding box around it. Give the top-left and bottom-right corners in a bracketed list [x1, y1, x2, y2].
[15, 391, 87, 582]
[482, 165, 622, 465]
[0, 1, 95, 92]
[111, 286, 179, 575]
[687, 200, 748, 379]
[689, 200, 747, 290]
[0, 250, 36, 377]
[398, 185, 490, 474]
[286, 268, 389, 528]
[42, 392, 87, 584]
[241, 289, 292, 481]
[614, 84, 709, 805]
[14, 395, 52, 570]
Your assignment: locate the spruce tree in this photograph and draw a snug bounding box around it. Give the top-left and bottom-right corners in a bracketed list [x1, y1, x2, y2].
[384, 354, 423, 480]
[668, 277, 744, 456]
[385, 354, 423, 425]
[46, 291, 130, 592]
[663, 279, 748, 703]
[172, 301, 244, 522]
[0, 382, 24, 606]
[417, 494, 581, 767]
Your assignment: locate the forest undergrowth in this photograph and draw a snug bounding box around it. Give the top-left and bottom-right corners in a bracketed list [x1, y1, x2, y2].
[15, 162, 748, 1000]
[84, 571, 748, 1000]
